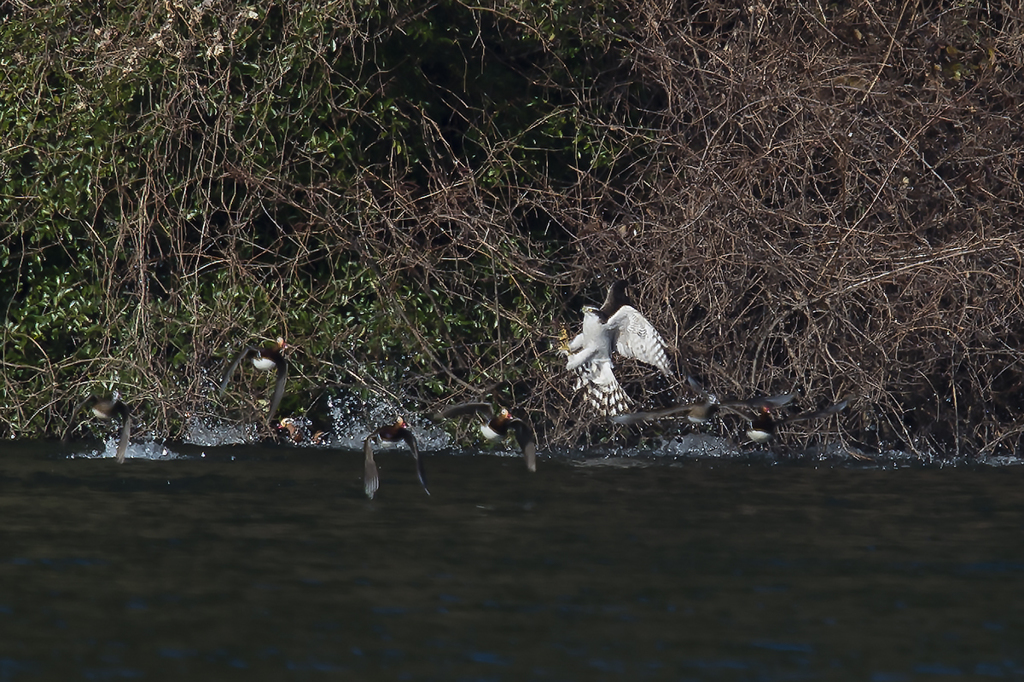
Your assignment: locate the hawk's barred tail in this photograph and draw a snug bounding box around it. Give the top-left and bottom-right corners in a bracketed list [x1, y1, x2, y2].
[573, 362, 631, 417]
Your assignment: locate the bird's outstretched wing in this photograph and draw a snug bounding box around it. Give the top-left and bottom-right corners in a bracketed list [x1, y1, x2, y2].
[219, 346, 255, 393]
[115, 407, 131, 465]
[612, 394, 796, 426]
[508, 419, 537, 472]
[610, 403, 705, 426]
[780, 398, 849, 424]
[399, 428, 429, 495]
[268, 358, 288, 422]
[432, 402, 495, 421]
[64, 396, 95, 442]
[717, 394, 796, 418]
[362, 435, 380, 499]
[605, 306, 672, 376]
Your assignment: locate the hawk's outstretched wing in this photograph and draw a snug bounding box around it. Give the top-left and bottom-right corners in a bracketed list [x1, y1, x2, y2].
[563, 282, 674, 418]
[605, 306, 672, 376]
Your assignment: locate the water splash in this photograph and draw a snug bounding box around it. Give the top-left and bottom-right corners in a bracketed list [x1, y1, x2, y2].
[70, 438, 182, 461]
[181, 394, 456, 450]
[184, 416, 257, 447]
[654, 433, 740, 458]
[326, 394, 453, 450]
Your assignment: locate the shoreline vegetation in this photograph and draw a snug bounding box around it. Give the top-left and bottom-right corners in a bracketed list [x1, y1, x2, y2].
[4, 1, 1024, 458]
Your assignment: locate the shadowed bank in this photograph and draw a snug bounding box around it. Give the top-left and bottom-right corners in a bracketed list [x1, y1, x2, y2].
[4, 2, 1024, 459]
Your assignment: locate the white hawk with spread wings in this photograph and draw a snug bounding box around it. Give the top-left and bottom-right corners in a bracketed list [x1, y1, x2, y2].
[562, 280, 673, 417]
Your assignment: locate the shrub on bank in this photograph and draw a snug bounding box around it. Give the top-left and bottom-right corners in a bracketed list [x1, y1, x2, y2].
[3, 1, 1024, 456]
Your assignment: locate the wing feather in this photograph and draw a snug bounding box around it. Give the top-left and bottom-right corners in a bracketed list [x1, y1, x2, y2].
[605, 306, 672, 376]
[509, 419, 538, 472]
[267, 358, 288, 422]
[717, 394, 796, 418]
[115, 411, 131, 464]
[610, 403, 700, 425]
[401, 429, 429, 495]
[362, 436, 379, 499]
[781, 399, 849, 424]
[219, 346, 255, 393]
[433, 402, 495, 421]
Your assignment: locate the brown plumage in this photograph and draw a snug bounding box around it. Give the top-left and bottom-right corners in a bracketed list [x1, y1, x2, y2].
[745, 399, 849, 444]
[433, 402, 538, 472]
[66, 396, 132, 464]
[611, 393, 795, 426]
[274, 417, 329, 446]
[362, 417, 428, 499]
[219, 336, 289, 422]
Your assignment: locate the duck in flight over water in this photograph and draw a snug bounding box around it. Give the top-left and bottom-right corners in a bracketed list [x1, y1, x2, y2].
[363, 417, 428, 500]
[611, 393, 795, 427]
[433, 402, 538, 472]
[67, 395, 132, 464]
[745, 399, 850, 444]
[219, 337, 289, 423]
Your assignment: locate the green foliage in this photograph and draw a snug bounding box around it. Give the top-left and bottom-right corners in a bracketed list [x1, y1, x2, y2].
[4, 0, 1024, 458]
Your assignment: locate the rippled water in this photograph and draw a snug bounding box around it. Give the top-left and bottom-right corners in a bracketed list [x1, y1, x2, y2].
[2, 437, 1023, 680]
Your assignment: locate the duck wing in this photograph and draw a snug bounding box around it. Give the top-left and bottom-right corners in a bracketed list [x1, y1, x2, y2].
[780, 399, 849, 425]
[64, 396, 96, 441]
[610, 403, 708, 425]
[267, 357, 288, 422]
[508, 418, 538, 472]
[432, 402, 495, 421]
[717, 394, 796, 418]
[218, 346, 255, 393]
[399, 428, 429, 495]
[114, 403, 131, 465]
[362, 435, 380, 500]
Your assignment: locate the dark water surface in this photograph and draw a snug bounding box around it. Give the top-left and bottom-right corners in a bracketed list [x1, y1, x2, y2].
[2, 442, 1023, 680]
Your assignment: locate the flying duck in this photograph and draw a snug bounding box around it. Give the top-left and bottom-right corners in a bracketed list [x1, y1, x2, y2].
[67, 395, 132, 464]
[433, 402, 538, 472]
[562, 280, 673, 417]
[219, 336, 289, 423]
[611, 393, 795, 426]
[362, 417, 428, 499]
[745, 399, 850, 444]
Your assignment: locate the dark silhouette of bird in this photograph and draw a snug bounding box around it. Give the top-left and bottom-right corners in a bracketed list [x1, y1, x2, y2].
[66, 396, 132, 464]
[433, 402, 538, 472]
[745, 399, 850, 443]
[611, 393, 795, 427]
[561, 280, 673, 417]
[362, 417, 428, 500]
[219, 336, 289, 422]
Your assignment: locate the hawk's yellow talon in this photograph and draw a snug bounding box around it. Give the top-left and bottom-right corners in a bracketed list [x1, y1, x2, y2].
[557, 327, 571, 354]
